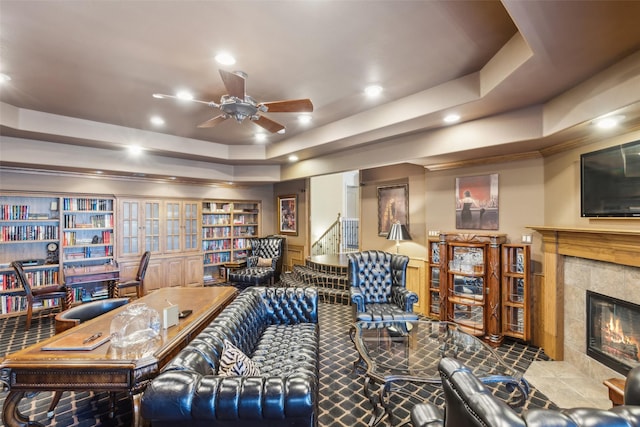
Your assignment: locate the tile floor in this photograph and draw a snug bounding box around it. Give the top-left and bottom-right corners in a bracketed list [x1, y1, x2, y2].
[524, 361, 613, 409]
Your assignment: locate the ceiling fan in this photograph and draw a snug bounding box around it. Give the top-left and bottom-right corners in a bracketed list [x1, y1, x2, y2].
[154, 69, 313, 133]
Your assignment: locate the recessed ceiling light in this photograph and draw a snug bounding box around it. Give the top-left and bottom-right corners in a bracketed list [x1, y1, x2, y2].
[298, 114, 312, 124]
[95, 170, 103, 174]
[444, 114, 460, 124]
[288, 155, 299, 162]
[152, 93, 165, 99]
[255, 133, 267, 142]
[593, 114, 625, 129]
[277, 128, 286, 135]
[128, 145, 143, 155]
[176, 91, 193, 101]
[0, 73, 11, 83]
[169, 176, 176, 180]
[150, 116, 165, 126]
[215, 52, 236, 66]
[364, 85, 383, 97]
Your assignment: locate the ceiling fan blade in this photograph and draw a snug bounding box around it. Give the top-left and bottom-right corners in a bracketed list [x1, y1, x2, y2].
[261, 99, 314, 113]
[254, 115, 285, 133]
[153, 93, 219, 107]
[197, 114, 228, 128]
[219, 69, 245, 99]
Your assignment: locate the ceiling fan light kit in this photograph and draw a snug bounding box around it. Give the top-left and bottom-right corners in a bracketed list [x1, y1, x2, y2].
[156, 69, 313, 134]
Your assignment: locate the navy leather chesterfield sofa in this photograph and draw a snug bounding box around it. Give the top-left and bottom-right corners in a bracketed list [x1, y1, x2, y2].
[411, 357, 640, 427]
[141, 286, 319, 427]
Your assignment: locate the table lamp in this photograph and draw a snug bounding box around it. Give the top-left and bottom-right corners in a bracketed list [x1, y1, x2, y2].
[387, 222, 412, 254]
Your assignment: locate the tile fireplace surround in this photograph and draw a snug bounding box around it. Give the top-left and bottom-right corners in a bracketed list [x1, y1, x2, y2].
[530, 227, 640, 383]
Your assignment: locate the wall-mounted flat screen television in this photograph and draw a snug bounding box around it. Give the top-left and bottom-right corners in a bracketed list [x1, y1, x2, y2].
[581, 139, 640, 217]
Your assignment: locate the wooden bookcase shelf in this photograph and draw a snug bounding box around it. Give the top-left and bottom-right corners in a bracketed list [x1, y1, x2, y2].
[201, 200, 260, 285]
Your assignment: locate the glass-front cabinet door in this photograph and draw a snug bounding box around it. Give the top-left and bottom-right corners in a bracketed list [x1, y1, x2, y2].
[165, 201, 181, 253]
[119, 199, 140, 257]
[144, 201, 161, 253]
[183, 201, 200, 251]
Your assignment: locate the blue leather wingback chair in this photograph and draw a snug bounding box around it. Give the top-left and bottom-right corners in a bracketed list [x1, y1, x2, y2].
[348, 250, 418, 324]
[228, 236, 285, 288]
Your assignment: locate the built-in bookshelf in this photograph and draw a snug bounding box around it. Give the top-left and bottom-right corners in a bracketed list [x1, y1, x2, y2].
[201, 200, 260, 284]
[60, 196, 116, 304]
[0, 194, 64, 316]
[61, 197, 115, 265]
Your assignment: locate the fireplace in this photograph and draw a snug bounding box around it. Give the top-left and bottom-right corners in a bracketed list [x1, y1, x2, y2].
[587, 290, 640, 375]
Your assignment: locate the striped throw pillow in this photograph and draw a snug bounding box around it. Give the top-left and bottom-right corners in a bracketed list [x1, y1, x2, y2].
[219, 339, 261, 376]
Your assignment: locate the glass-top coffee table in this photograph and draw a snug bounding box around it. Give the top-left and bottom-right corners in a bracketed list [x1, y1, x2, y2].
[352, 320, 530, 426]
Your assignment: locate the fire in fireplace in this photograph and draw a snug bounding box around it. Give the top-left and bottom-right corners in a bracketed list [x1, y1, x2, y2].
[587, 291, 640, 375]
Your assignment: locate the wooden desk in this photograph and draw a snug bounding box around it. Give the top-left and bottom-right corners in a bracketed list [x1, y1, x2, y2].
[63, 264, 120, 303]
[0, 286, 237, 427]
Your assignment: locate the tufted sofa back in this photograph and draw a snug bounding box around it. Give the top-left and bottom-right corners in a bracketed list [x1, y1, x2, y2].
[347, 250, 409, 304]
[162, 286, 317, 377]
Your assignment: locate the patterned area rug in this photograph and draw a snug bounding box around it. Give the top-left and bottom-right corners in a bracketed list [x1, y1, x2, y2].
[0, 303, 557, 426]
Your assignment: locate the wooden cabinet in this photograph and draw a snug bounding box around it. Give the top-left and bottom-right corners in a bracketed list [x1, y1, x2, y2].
[406, 258, 427, 316]
[116, 197, 203, 290]
[0, 193, 63, 316]
[437, 232, 507, 343]
[501, 244, 530, 341]
[201, 200, 260, 283]
[427, 238, 442, 318]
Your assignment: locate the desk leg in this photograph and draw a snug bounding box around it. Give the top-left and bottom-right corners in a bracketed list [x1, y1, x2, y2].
[2, 391, 44, 427]
[131, 392, 150, 427]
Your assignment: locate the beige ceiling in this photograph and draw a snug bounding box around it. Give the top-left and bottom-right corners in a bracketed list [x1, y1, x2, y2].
[1, 0, 639, 185]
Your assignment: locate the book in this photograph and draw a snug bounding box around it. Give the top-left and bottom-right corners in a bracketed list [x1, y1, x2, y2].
[41, 332, 111, 351]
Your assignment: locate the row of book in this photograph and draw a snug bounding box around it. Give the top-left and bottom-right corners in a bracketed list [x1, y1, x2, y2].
[203, 240, 231, 251]
[62, 198, 113, 212]
[0, 295, 63, 314]
[64, 246, 113, 260]
[63, 214, 114, 229]
[62, 231, 112, 246]
[204, 252, 232, 265]
[203, 228, 231, 238]
[0, 269, 60, 291]
[1, 204, 32, 220]
[0, 225, 59, 242]
[68, 286, 109, 303]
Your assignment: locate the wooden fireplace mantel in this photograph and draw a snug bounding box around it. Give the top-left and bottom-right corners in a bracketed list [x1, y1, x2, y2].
[527, 226, 640, 360]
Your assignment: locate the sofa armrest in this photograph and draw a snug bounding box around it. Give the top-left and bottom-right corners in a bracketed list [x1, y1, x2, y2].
[350, 288, 365, 313]
[141, 370, 317, 424]
[391, 286, 419, 312]
[411, 403, 444, 427]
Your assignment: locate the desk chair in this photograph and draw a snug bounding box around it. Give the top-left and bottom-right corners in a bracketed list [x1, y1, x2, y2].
[110, 251, 150, 299]
[11, 261, 69, 331]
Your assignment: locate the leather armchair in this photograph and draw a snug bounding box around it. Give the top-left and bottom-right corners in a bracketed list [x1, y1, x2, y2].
[411, 357, 640, 427]
[228, 236, 285, 287]
[347, 250, 418, 323]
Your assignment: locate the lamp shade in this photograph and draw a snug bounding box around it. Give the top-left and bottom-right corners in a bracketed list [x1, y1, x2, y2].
[387, 222, 412, 241]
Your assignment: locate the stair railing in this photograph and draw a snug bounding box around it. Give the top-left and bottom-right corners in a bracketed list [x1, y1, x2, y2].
[311, 213, 359, 256]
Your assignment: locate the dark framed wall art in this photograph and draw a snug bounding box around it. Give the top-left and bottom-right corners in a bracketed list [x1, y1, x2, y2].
[455, 173, 499, 230]
[278, 194, 298, 235]
[377, 184, 409, 236]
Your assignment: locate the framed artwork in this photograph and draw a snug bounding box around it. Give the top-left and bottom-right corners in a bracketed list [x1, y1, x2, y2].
[455, 173, 499, 230]
[278, 194, 298, 235]
[377, 184, 409, 236]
